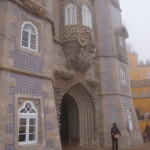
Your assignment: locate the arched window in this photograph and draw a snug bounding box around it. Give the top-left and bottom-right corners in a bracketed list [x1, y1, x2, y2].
[18, 101, 38, 145]
[21, 22, 38, 51]
[82, 5, 92, 28]
[147, 73, 150, 79]
[65, 3, 77, 25]
[141, 91, 146, 97]
[133, 92, 138, 98]
[120, 67, 126, 83]
[119, 35, 124, 47]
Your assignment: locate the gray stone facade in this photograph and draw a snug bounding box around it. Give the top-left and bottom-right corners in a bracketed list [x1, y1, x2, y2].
[0, 0, 143, 150]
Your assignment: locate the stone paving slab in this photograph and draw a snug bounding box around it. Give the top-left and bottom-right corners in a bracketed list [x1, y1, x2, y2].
[62, 143, 150, 150]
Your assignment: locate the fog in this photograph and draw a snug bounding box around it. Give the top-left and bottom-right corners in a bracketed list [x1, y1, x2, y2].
[120, 0, 150, 63]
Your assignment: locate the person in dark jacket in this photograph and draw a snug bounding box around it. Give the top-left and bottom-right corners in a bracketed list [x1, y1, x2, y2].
[143, 123, 150, 142]
[111, 123, 121, 150]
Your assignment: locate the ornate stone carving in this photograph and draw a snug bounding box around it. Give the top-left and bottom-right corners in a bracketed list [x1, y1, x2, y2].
[87, 78, 99, 87]
[117, 49, 128, 63]
[61, 0, 92, 5]
[11, 0, 46, 16]
[53, 70, 101, 146]
[60, 25, 96, 73]
[55, 70, 75, 80]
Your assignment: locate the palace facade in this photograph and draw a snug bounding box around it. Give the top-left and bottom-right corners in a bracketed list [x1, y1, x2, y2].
[0, 0, 143, 150]
[128, 48, 150, 133]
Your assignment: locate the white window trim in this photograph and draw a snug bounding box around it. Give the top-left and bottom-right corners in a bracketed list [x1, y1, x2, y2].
[65, 3, 77, 25]
[18, 101, 38, 145]
[21, 22, 38, 52]
[119, 36, 124, 47]
[120, 67, 126, 83]
[82, 5, 92, 28]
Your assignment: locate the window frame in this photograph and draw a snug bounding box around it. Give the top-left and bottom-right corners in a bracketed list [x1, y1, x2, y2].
[18, 101, 38, 145]
[21, 22, 38, 52]
[82, 5, 92, 28]
[120, 67, 126, 83]
[65, 3, 77, 25]
[119, 35, 124, 47]
[147, 73, 150, 79]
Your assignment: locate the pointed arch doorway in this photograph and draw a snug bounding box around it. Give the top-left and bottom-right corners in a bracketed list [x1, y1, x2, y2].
[59, 83, 96, 148]
[60, 94, 79, 146]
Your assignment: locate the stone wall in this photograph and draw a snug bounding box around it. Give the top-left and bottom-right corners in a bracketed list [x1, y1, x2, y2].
[0, 1, 61, 150]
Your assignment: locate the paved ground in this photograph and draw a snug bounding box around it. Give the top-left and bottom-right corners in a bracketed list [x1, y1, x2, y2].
[62, 143, 150, 150]
[125, 143, 150, 150]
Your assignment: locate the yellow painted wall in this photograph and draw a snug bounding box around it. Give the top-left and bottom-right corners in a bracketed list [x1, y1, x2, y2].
[128, 52, 150, 80]
[139, 121, 150, 133]
[133, 98, 150, 114]
[128, 52, 150, 134]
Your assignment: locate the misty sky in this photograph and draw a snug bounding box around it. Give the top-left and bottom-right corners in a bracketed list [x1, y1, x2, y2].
[120, 0, 150, 63]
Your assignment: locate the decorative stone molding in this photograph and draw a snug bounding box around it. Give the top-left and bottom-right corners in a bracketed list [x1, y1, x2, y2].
[117, 50, 128, 63]
[53, 70, 102, 146]
[54, 70, 75, 80]
[11, 0, 46, 16]
[87, 78, 99, 87]
[53, 69, 86, 90]
[53, 69, 98, 113]
[61, 0, 93, 5]
[60, 25, 96, 73]
[115, 26, 129, 39]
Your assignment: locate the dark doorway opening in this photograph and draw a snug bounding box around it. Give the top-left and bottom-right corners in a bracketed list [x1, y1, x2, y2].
[60, 94, 79, 146]
[60, 98, 69, 144]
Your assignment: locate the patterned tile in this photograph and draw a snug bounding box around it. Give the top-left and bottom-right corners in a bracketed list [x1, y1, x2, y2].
[11, 50, 45, 74]
[9, 72, 52, 149]
[46, 139, 54, 149]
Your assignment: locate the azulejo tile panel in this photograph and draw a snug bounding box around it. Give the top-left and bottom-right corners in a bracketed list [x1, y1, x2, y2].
[6, 72, 54, 149]
[11, 50, 46, 74]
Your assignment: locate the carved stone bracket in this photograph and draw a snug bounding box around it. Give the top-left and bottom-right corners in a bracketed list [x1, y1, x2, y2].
[60, 25, 96, 73]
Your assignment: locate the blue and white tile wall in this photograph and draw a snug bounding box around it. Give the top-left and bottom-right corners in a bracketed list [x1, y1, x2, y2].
[5, 48, 54, 149]
[11, 50, 45, 74]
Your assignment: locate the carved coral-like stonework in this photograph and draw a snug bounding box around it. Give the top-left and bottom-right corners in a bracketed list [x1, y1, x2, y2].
[60, 25, 96, 73]
[11, 0, 46, 17]
[53, 69, 101, 146]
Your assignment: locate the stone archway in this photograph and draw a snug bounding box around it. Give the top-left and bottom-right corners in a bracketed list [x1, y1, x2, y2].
[60, 94, 79, 145]
[53, 70, 103, 148]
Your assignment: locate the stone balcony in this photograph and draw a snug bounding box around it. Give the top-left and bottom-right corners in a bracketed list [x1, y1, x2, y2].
[59, 25, 96, 73]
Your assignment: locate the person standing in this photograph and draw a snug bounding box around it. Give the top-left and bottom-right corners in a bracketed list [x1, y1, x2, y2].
[143, 123, 150, 142]
[111, 123, 121, 150]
